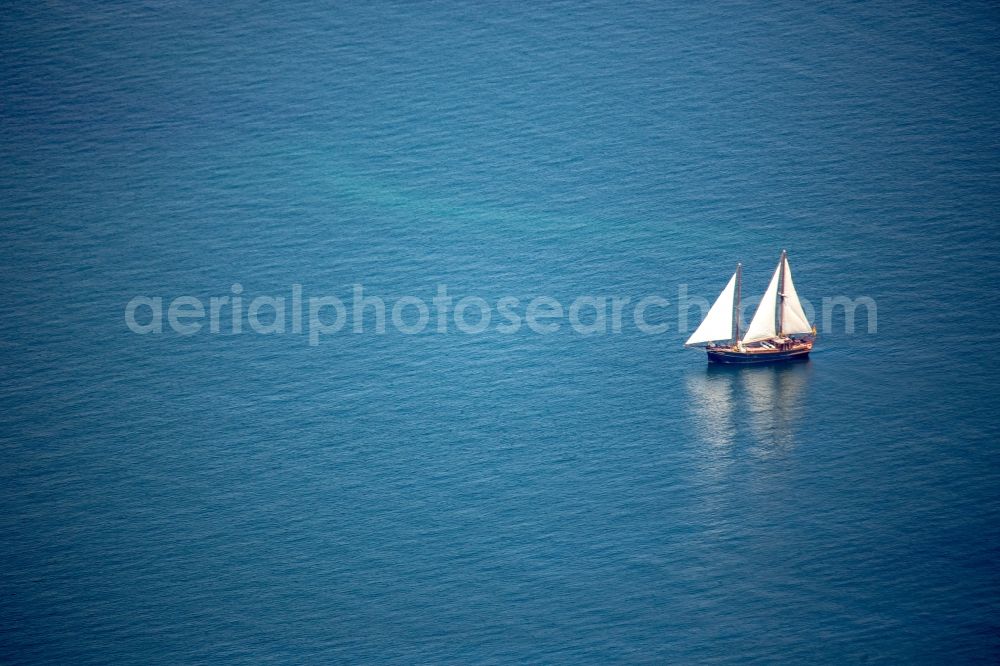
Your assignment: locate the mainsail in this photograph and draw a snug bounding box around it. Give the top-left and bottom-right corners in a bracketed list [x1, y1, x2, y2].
[743, 251, 812, 343]
[685, 269, 738, 346]
[780, 258, 812, 335]
[742, 259, 782, 343]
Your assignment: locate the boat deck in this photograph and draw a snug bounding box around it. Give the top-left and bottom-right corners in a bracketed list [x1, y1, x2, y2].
[705, 338, 814, 364]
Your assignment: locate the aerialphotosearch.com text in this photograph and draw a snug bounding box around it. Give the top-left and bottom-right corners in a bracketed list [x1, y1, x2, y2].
[124, 284, 877, 345]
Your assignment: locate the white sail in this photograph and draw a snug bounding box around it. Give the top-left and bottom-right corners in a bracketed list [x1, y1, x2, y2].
[685, 270, 737, 346]
[780, 257, 812, 335]
[742, 259, 781, 343]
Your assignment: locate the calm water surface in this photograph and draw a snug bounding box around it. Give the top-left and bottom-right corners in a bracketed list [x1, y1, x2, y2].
[2, 1, 999, 663]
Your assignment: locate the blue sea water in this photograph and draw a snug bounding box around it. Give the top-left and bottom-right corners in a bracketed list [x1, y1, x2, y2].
[2, 0, 1000, 662]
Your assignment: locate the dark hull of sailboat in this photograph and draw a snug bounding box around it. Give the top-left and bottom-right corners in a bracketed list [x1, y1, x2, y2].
[706, 348, 811, 365]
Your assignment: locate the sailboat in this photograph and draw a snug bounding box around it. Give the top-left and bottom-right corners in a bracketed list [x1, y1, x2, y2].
[685, 250, 816, 364]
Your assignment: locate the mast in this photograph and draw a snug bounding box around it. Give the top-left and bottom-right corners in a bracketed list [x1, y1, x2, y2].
[777, 250, 786, 336]
[733, 262, 742, 342]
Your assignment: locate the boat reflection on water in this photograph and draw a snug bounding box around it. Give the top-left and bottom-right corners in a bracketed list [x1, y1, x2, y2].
[685, 361, 812, 455]
[684, 366, 738, 449]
